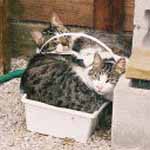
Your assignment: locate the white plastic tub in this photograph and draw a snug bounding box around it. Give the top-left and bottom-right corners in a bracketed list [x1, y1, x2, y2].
[22, 94, 110, 143]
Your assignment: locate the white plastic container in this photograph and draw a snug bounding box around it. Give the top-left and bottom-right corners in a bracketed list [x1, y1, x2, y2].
[22, 94, 110, 143]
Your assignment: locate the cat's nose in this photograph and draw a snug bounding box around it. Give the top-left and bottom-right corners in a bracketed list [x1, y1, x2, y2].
[96, 85, 103, 91]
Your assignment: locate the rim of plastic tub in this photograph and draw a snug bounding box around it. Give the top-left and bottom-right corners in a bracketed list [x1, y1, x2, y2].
[39, 32, 119, 60]
[22, 94, 110, 119]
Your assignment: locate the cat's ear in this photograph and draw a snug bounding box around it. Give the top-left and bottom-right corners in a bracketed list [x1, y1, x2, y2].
[114, 57, 126, 74]
[51, 12, 69, 32]
[92, 53, 103, 69]
[31, 31, 45, 47]
[51, 12, 64, 27]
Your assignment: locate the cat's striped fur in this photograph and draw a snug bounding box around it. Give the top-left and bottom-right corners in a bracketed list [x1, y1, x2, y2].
[21, 53, 108, 113]
[24, 13, 126, 113]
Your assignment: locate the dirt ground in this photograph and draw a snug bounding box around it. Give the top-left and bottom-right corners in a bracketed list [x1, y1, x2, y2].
[0, 58, 111, 150]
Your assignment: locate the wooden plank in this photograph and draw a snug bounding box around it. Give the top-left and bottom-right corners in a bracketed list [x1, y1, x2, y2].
[8, 0, 94, 27]
[94, 0, 113, 31]
[112, 0, 124, 32]
[0, 0, 9, 74]
[124, 0, 134, 32]
[8, 0, 134, 32]
[0, 1, 4, 74]
[126, 50, 150, 80]
[94, 0, 134, 32]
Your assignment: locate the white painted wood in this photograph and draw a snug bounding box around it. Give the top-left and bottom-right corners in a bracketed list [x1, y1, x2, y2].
[133, 0, 150, 49]
[126, 0, 150, 79]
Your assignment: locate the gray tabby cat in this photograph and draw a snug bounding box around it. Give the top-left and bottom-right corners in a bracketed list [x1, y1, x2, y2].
[21, 51, 125, 113]
[21, 33, 125, 108]
[22, 13, 126, 113]
[31, 13, 83, 53]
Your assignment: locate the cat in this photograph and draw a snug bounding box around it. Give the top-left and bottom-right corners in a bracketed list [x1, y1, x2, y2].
[32, 12, 123, 63]
[72, 52, 126, 100]
[31, 31, 83, 54]
[20, 49, 125, 113]
[25, 13, 126, 114]
[30, 29, 126, 100]
[36, 13, 84, 53]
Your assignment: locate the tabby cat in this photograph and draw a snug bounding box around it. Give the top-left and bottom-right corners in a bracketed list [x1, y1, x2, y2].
[31, 13, 83, 54]
[22, 13, 126, 113]
[21, 50, 125, 113]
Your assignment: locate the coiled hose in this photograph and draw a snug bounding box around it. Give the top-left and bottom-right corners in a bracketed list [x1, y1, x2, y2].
[0, 69, 25, 84]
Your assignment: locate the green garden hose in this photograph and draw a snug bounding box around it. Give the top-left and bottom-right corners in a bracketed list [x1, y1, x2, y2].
[0, 69, 25, 84]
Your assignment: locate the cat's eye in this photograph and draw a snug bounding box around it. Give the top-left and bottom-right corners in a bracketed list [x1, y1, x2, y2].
[92, 74, 97, 79]
[106, 79, 110, 83]
[110, 79, 117, 84]
[90, 74, 98, 80]
[95, 74, 98, 77]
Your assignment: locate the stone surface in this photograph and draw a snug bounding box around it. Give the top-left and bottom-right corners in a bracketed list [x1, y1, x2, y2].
[112, 75, 150, 150]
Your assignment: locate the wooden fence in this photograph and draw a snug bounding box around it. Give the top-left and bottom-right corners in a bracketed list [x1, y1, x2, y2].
[8, 0, 134, 31]
[0, 0, 134, 74]
[0, 0, 9, 74]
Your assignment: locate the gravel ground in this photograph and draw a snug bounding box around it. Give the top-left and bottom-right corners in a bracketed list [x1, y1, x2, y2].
[0, 58, 111, 150]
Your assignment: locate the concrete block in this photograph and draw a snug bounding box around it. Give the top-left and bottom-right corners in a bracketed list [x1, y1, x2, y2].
[132, 28, 148, 49]
[112, 75, 150, 150]
[134, 0, 150, 29]
[133, 0, 150, 49]
[126, 0, 150, 79]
